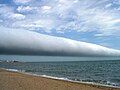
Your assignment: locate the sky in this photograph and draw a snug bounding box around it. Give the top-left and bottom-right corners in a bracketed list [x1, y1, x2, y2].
[0, 0, 120, 57]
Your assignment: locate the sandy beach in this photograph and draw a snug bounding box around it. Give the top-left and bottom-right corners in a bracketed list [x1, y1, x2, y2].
[0, 69, 120, 90]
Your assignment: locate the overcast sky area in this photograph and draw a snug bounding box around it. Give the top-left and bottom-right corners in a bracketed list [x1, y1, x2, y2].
[0, 0, 120, 57]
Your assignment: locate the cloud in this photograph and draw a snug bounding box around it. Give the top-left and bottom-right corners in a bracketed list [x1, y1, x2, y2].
[0, 0, 120, 36]
[0, 0, 120, 53]
[17, 6, 35, 13]
[13, 0, 31, 4]
[0, 5, 12, 15]
[0, 5, 25, 21]
[0, 27, 120, 57]
[8, 13, 25, 20]
[12, 19, 54, 33]
[41, 6, 52, 10]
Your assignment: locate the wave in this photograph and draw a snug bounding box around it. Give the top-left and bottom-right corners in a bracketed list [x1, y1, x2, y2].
[23, 73, 120, 88]
[6, 69, 19, 72]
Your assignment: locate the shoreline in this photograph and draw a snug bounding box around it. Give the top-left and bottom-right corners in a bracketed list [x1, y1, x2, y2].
[5, 68, 120, 88]
[0, 68, 120, 90]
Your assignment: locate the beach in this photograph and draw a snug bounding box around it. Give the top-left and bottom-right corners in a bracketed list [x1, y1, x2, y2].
[0, 69, 120, 90]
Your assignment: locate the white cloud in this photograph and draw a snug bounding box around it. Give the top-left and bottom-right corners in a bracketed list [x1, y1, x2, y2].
[0, 5, 13, 15]
[8, 13, 25, 20]
[105, 3, 112, 8]
[17, 6, 36, 12]
[0, 20, 3, 23]
[13, 0, 31, 4]
[0, 0, 120, 37]
[41, 6, 51, 10]
[41, 6, 52, 13]
[0, 27, 120, 56]
[12, 19, 54, 33]
[0, 5, 25, 21]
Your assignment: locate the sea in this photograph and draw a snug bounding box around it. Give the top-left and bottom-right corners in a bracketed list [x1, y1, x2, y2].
[0, 55, 120, 87]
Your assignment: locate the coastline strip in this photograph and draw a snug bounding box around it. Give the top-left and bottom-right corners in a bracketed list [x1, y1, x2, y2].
[0, 68, 120, 90]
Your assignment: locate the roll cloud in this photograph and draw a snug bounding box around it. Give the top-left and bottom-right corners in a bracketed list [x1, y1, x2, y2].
[0, 28, 120, 56]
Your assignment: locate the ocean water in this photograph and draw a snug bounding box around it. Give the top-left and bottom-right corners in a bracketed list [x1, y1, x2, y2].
[0, 58, 120, 87]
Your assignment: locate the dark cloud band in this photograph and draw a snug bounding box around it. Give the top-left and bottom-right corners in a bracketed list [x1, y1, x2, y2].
[0, 28, 120, 57]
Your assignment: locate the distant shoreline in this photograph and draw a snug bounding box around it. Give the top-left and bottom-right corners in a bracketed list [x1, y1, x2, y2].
[0, 68, 120, 90]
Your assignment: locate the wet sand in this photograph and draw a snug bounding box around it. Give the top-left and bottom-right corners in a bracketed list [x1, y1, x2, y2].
[0, 69, 120, 90]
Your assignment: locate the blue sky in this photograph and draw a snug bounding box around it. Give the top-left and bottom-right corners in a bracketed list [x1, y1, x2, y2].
[0, 0, 120, 49]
